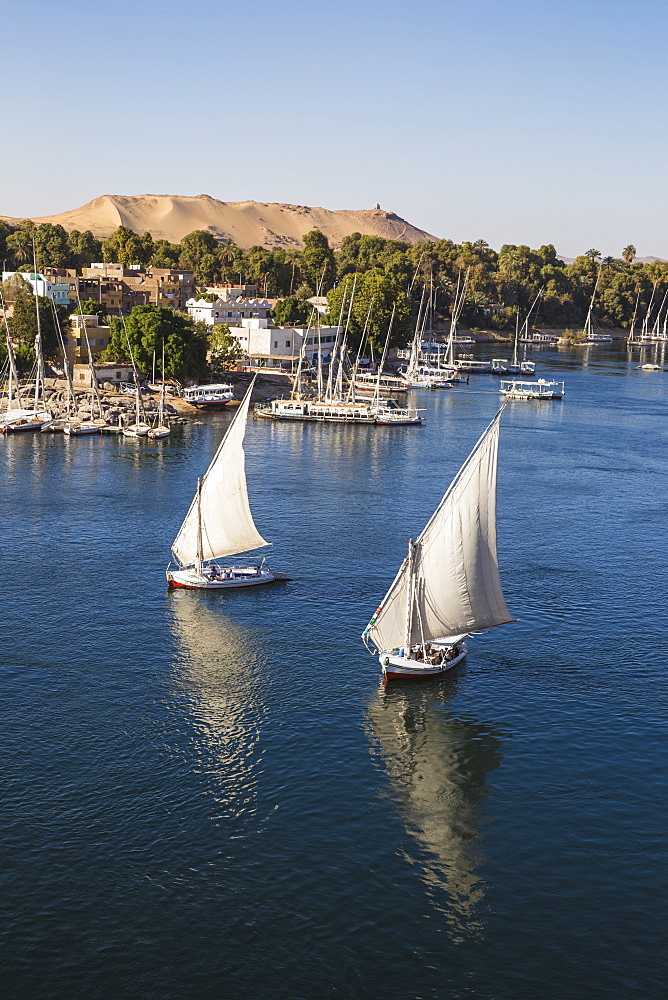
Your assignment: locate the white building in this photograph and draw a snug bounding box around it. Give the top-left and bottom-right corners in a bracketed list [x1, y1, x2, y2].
[2, 270, 71, 309]
[186, 296, 273, 327]
[227, 322, 341, 361]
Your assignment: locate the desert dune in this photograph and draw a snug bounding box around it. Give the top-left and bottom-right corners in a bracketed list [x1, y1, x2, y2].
[0, 194, 437, 249]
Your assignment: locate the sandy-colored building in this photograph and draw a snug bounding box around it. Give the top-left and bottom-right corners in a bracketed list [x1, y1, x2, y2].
[64, 314, 112, 366]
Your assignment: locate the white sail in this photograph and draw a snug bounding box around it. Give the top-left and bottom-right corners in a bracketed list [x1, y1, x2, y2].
[364, 411, 512, 652]
[171, 381, 268, 566]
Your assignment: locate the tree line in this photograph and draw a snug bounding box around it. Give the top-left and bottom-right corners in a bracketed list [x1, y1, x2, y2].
[2, 218, 663, 334]
[3, 214, 667, 364]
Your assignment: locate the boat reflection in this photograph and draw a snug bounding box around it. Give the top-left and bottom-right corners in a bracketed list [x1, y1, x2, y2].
[168, 590, 268, 821]
[367, 679, 503, 941]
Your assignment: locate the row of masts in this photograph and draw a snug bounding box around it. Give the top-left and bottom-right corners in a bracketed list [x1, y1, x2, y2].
[1, 239, 170, 437]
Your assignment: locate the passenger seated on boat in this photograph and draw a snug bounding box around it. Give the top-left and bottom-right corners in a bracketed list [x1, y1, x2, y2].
[209, 565, 220, 580]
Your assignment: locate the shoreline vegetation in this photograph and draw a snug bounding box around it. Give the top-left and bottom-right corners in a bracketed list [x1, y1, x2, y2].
[0, 219, 656, 379]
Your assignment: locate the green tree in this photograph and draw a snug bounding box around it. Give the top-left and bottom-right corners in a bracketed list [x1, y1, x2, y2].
[326, 272, 411, 351]
[217, 239, 245, 284]
[300, 230, 335, 294]
[6, 220, 36, 268]
[179, 230, 221, 284]
[0, 220, 13, 267]
[1, 272, 33, 302]
[622, 245, 636, 265]
[33, 223, 70, 269]
[209, 323, 243, 368]
[101, 226, 153, 265]
[150, 239, 181, 269]
[66, 229, 102, 268]
[104, 305, 208, 381]
[271, 296, 311, 326]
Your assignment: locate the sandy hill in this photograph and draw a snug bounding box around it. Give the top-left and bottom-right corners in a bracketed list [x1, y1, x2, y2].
[0, 194, 437, 249]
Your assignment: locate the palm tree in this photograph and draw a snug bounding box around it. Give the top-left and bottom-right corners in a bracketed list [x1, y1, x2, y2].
[622, 245, 636, 265]
[585, 248, 602, 262]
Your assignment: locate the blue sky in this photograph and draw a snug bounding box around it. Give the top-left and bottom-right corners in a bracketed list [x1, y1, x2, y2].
[2, 0, 667, 257]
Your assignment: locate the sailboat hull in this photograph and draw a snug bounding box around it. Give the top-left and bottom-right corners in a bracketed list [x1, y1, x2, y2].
[380, 641, 468, 682]
[0, 411, 52, 433]
[64, 422, 100, 436]
[166, 566, 287, 589]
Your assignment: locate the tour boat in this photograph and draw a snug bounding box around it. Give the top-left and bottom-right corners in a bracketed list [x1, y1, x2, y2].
[167, 379, 286, 590]
[362, 407, 514, 681]
[400, 364, 455, 389]
[499, 378, 565, 400]
[183, 383, 234, 408]
[254, 396, 422, 426]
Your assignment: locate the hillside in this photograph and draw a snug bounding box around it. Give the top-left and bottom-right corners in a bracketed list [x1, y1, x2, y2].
[0, 194, 437, 249]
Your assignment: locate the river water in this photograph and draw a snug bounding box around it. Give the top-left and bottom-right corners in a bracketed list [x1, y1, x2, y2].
[1, 344, 667, 999]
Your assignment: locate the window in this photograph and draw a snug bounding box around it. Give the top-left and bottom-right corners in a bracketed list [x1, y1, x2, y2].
[116, 372, 122, 379]
[285, 340, 291, 348]
[274, 341, 278, 348]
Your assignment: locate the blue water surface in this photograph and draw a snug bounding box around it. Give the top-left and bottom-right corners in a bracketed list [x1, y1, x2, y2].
[1, 343, 667, 999]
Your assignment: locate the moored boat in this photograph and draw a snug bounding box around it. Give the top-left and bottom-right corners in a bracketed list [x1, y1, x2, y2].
[183, 382, 234, 408]
[255, 396, 423, 425]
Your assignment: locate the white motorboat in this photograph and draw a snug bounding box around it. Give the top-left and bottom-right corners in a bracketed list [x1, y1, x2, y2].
[362, 407, 514, 681]
[183, 383, 234, 408]
[167, 378, 286, 590]
[499, 379, 565, 400]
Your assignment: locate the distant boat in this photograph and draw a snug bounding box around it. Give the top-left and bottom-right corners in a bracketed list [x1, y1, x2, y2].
[148, 347, 171, 439]
[362, 408, 513, 681]
[582, 273, 613, 343]
[499, 379, 565, 400]
[508, 309, 536, 374]
[167, 379, 286, 590]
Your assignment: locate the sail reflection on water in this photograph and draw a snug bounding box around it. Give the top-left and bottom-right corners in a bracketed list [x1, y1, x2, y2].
[168, 590, 268, 821]
[367, 682, 503, 942]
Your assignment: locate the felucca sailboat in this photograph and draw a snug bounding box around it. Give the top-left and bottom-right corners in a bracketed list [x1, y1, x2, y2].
[167, 378, 286, 589]
[362, 406, 513, 680]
